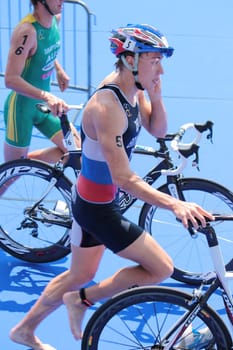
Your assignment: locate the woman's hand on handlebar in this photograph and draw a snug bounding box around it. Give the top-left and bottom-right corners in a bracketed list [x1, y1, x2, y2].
[173, 200, 215, 229]
[42, 91, 69, 117]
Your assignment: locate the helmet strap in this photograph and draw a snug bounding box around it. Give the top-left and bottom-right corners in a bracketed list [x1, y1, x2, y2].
[121, 53, 144, 91]
[38, 0, 54, 15]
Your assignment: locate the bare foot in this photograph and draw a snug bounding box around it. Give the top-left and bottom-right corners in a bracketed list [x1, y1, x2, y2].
[10, 326, 56, 350]
[63, 291, 88, 340]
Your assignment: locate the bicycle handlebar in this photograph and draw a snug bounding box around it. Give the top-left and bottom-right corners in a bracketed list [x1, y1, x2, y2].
[161, 120, 213, 176]
[36, 103, 83, 114]
[170, 120, 213, 151]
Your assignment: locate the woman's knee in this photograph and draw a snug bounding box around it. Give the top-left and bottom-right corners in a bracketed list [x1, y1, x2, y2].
[155, 255, 174, 282]
[144, 253, 174, 284]
[161, 255, 174, 279]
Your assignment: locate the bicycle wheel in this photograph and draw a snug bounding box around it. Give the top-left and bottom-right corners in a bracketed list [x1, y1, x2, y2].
[0, 158, 73, 263]
[82, 286, 232, 350]
[139, 177, 233, 285]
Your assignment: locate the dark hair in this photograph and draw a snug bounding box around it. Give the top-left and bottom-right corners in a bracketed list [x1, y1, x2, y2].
[31, 0, 45, 6]
[115, 52, 135, 70]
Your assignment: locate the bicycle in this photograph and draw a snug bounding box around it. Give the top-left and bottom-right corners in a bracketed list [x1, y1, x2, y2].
[0, 104, 233, 286]
[81, 214, 233, 349]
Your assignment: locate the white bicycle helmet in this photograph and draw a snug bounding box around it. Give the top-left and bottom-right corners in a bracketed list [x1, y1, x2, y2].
[110, 23, 174, 58]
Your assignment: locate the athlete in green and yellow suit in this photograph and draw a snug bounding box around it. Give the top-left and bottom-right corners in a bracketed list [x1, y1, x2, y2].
[4, 0, 81, 163]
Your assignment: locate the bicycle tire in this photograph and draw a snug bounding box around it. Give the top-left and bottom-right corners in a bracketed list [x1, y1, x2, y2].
[139, 177, 233, 285]
[82, 286, 232, 350]
[0, 158, 73, 263]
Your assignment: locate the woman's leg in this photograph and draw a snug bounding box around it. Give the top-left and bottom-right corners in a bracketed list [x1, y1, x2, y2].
[28, 124, 81, 163]
[10, 244, 105, 350]
[63, 231, 174, 339]
[4, 142, 28, 161]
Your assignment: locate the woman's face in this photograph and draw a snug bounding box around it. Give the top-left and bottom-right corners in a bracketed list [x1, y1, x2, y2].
[137, 52, 164, 91]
